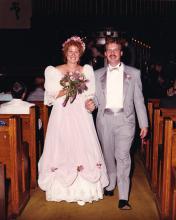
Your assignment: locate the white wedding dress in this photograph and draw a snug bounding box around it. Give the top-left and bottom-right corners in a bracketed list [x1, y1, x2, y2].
[38, 64, 109, 204]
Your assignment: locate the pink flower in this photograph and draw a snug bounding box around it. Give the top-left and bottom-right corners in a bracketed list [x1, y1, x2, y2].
[77, 165, 84, 172]
[62, 36, 86, 52]
[96, 163, 102, 169]
[69, 72, 73, 76]
[125, 74, 131, 80]
[60, 71, 89, 107]
[79, 76, 84, 80]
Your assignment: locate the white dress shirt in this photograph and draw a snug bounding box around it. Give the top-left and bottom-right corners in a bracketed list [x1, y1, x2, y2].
[106, 63, 124, 112]
[0, 99, 35, 114]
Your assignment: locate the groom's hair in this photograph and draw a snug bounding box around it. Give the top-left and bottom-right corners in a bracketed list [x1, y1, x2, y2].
[105, 37, 125, 51]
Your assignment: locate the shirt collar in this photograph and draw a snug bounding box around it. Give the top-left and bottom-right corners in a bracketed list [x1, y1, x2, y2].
[108, 62, 121, 69]
[11, 99, 22, 102]
[108, 63, 122, 72]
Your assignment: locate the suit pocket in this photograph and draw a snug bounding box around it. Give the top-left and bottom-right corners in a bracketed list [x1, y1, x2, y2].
[124, 114, 135, 124]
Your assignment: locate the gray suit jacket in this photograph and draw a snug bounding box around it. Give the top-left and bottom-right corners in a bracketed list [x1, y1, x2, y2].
[94, 64, 148, 129]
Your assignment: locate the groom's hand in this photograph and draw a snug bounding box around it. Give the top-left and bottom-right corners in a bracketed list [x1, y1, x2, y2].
[140, 127, 148, 139]
[85, 99, 95, 112]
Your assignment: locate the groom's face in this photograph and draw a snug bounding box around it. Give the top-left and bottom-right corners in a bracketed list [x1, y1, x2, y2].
[105, 43, 123, 66]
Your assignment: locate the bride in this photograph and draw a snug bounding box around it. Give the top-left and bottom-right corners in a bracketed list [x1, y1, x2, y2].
[38, 36, 108, 206]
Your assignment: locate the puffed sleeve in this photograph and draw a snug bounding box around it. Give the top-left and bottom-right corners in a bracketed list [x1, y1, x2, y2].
[84, 65, 95, 99]
[44, 66, 61, 106]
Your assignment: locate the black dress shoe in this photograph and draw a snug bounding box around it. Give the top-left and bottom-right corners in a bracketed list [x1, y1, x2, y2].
[104, 189, 114, 196]
[118, 200, 131, 210]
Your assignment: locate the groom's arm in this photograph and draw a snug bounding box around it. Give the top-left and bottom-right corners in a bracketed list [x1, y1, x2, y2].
[133, 70, 148, 132]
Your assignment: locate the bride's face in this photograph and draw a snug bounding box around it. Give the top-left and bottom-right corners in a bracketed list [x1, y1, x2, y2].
[66, 45, 80, 64]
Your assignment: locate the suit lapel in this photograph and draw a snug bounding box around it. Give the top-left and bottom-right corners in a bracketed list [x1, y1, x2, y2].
[123, 65, 130, 102]
[100, 69, 107, 96]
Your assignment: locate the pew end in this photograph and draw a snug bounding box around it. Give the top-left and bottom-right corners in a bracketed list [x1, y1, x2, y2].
[0, 116, 30, 217]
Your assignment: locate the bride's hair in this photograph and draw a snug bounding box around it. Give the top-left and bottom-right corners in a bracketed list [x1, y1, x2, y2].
[62, 36, 85, 61]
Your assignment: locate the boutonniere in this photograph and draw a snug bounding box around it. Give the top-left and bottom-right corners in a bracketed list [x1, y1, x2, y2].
[125, 73, 131, 80]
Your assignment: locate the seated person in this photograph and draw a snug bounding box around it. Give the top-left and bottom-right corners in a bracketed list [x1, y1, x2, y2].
[148, 62, 167, 98]
[160, 78, 176, 108]
[0, 76, 13, 101]
[27, 76, 44, 101]
[0, 81, 35, 114]
[0, 92, 12, 101]
[0, 84, 12, 101]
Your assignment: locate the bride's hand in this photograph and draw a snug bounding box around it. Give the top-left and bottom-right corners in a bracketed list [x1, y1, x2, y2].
[85, 99, 95, 112]
[57, 88, 68, 98]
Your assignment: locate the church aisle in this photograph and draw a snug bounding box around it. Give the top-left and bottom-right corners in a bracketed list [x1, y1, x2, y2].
[17, 155, 159, 220]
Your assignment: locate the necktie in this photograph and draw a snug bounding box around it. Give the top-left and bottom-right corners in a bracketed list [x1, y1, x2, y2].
[109, 67, 119, 72]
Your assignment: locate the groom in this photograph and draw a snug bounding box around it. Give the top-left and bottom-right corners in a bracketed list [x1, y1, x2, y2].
[86, 37, 148, 209]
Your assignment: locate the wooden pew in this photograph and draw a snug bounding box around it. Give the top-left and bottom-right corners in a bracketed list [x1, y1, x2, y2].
[154, 117, 176, 219]
[0, 100, 50, 140]
[0, 163, 6, 220]
[21, 106, 37, 188]
[29, 101, 49, 137]
[171, 167, 176, 220]
[0, 116, 30, 216]
[149, 112, 176, 219]
[147, 98, 160, 130]
[0, 106, 38, 188]
[157, 117, 176, 219]
[29, 101, 50, 157]
[140, 98, 160, 179]
[151, 108, 176, 192]
[0, 101, 49, 137]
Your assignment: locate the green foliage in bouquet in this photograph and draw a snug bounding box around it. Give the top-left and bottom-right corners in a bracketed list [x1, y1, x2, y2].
[60, 71, 89, 107]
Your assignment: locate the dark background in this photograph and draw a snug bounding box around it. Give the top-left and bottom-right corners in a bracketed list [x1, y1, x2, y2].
[0, 0, 176, 76]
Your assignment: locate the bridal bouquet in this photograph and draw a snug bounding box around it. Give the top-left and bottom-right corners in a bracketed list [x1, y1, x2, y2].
[60, 71, 89, 107]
